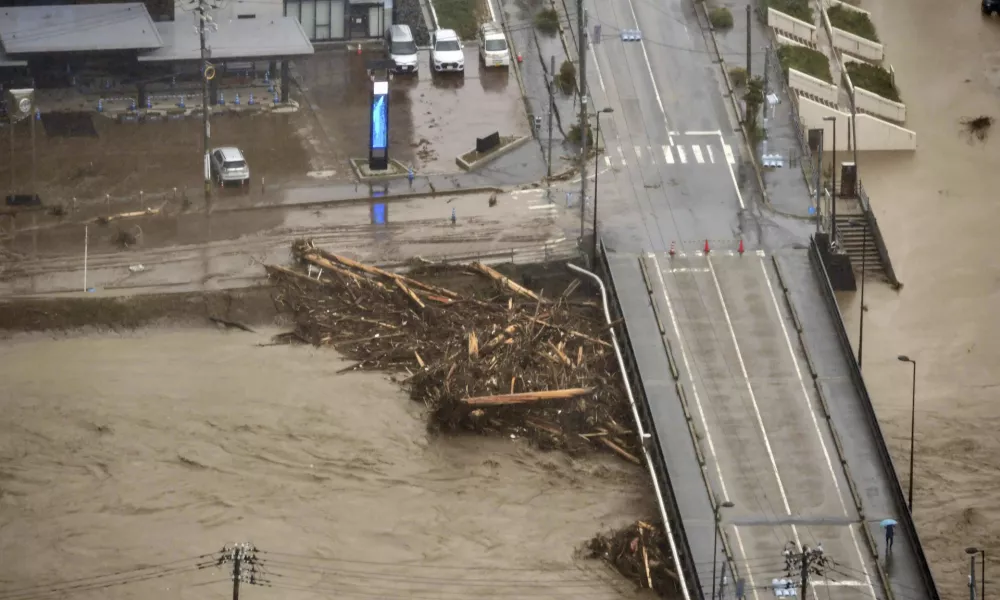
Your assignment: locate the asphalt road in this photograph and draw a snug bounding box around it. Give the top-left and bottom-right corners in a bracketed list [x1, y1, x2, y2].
[575, 0, 936, 596]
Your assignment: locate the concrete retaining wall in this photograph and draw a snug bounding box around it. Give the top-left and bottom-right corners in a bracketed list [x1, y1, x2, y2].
[788, 68, 838, 105]
[797, 96, 916, 151]
[853, 85, 906, 122]
[821, 1, 884, 61]
[767, 8, 817, 45]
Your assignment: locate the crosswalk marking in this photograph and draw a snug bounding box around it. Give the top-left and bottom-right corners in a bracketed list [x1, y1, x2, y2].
[634, 146, 642, 159]
[663, 145, 675, 164]
[618, 145, 627, 166]
[604, 156, 612, 167]
[723, 143, 736, 165]
[707, 146, 715, 164]
[692, 145, 704, 164]
[678, 146, 688, 164]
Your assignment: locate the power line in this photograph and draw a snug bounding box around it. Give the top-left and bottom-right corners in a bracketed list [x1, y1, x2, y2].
[0, 562, 218, 600]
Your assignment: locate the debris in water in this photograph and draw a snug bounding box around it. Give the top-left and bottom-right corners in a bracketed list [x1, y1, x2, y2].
[263, 239, 639, 461]
[961, 115, 993, 142]
[586, 520, 681, 597]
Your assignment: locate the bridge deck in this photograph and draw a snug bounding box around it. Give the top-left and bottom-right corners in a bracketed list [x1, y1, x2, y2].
[607, 249, 933, 600]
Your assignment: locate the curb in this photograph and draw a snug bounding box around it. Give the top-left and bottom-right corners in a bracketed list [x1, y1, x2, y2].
[348, 158, 413, 182]
[694, 2, 813, 221]
[455, 135, 532, 171]
[496, 0, 536, 134]
[215, 186, 505, 214]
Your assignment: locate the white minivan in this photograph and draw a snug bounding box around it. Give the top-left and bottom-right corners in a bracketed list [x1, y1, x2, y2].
[385, 24, 419, 73]
[478, 22, 510, 68]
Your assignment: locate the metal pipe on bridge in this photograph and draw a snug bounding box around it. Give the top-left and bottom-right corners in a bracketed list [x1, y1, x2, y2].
[567, 262, 693, 600]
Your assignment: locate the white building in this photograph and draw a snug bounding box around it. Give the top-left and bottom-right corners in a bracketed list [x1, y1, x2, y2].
[211, 0, 392, 41]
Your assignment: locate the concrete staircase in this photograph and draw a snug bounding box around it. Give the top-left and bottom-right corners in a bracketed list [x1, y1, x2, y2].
[834, 211, 884, 279]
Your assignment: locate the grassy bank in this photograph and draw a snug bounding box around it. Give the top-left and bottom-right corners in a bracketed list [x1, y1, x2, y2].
[433, 0, 487, 40]
[777, 45, 833, 83]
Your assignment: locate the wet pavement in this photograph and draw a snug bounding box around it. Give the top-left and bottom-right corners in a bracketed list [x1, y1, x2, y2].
[831, 0, 1000, 596]
[293, 47, 531, 177]
[709, 2, 816, 218]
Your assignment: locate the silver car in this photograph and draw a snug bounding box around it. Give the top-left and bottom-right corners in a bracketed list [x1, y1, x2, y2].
[210, 147, 250, 185]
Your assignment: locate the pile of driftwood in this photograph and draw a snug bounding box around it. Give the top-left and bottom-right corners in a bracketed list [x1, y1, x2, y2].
[587, 520, 679, 597]
[265, 240, 639, 462]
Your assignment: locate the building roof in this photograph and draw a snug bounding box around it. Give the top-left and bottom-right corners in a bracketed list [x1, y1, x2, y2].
[0, 3, 163, 54]
[138, 16, 314, 62]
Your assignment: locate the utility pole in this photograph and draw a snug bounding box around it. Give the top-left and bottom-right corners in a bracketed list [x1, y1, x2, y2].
[218, 543, 262, 600]
[745, 5, 751, 77]
[783, 542, 828, 600]
[547, 55, 555, 179]
[578, 5, 588, 244]
[198, 0, 214, 203]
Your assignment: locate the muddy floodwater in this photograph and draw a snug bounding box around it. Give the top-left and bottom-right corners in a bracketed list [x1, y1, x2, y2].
[0, 328, 649, 599]
[839, 0, 1000, 595]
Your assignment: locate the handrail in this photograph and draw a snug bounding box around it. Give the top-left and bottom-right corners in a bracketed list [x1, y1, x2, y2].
[808, 237, 939, 600]
[567, 260, 693, 600]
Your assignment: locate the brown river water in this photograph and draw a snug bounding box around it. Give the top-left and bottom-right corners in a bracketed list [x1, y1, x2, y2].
[839, 0, 1000, 595]
[0, 328, 651, 600]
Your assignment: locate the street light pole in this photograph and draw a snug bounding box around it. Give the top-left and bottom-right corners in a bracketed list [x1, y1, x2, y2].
[967, 547, 980, 600]
[592, 108, 613, 262]
[823, 116, 837, 247]
[898, 355, 917, 512]
[711, 500, 735, 600]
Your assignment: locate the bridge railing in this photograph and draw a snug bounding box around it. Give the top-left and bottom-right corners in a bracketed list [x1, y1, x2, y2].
[596, 241, 706, 600]
[808, 237, 940, 600]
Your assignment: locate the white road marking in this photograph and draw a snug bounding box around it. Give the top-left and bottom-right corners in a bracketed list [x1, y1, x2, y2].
[692, 145, 704, 164]
[622, 0, 670, 135]
[634, 145, 642, 160]
[662, 145, 675, 164]
[529, 204, 557, 211]
[604, 156, 612, 167]
[589, 46, 607, 93]
[618, 145, 627, 166]
[812, 581, 868, 588]
[723, 143, 736, 165]
[510, 189, 545, 197]
[757, 260, 877, 600]
[677, 146, 688, 164]
[669, 268, 710, 273]
[719, 134, 745, 210]
[705, 255, 803, 551]
[684, 129, 723, 136]
[545, 236, 566, 245]
[707, 145, 715, 164]
[650, 254, 760, 600]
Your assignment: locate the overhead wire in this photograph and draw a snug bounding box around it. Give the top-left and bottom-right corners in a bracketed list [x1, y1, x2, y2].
[0, 560, 219, 600]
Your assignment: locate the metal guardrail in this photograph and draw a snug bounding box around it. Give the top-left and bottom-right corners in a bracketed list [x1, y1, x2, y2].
[808, 236, 939, 600]
[857, 182, 901, 288]
[596, 241, 706, 600]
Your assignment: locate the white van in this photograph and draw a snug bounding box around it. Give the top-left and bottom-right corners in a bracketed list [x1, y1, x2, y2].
[478, 22, 510, 68]
[385, 24, 418, 74]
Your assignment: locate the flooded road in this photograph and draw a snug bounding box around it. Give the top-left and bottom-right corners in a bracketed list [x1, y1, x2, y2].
[840, 0, 1000, 594]
[0, 328, 649, 599]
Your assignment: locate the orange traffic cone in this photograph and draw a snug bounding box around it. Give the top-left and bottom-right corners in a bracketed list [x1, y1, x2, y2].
[738, 239, 744, 255]
[356, 44, 362, 55]
[704, 239, 711, 254]
[669, 241, 676, 257]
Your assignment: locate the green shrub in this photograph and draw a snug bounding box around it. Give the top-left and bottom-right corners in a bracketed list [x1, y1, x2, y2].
[776, 45, 833, 83]
[743, 76, 765, 130]
[827, 5, 879, 43]
[556, 59, 576, 94]
[708, 7, 734, 29]
[846, 61, 899, 101]
[434, 0, 485, 40]
[535, 8, 560, 35]
[763, 0, 813, 23]
[567, 123, 594, 147]
[728, 66, 748, 87]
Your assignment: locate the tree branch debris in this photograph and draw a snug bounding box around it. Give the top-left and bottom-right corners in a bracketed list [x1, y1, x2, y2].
[264, 239, 639, 459]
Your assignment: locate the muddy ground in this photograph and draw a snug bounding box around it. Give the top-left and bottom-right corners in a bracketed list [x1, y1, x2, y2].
[0, 48, 531, 208]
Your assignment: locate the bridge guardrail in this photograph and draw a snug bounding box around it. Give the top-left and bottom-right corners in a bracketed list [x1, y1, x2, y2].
[808, 237, 940, 600]
[597, 242, 706, 600]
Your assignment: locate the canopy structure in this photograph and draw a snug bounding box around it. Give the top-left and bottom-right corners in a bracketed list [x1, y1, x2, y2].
[138, 17, 314, 63]
[0, 3, 163, 54]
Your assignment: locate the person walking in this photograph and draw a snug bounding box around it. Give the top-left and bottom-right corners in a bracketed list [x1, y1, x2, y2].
[884, 522, 895, 556]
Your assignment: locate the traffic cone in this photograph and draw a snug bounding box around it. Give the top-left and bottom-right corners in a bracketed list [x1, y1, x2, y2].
[97, 99, 103, 112]
[704, 239, 711, 254]
[517, 53, 523, 63]
[234, 93, 240, 105]
[357, 44, 363, 55]
[669, 241, 676, 257]
[738, 239, 745, 256]
[248, 93, 255, 106]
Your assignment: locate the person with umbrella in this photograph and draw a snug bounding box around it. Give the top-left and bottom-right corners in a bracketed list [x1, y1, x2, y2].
[881, 519, 897, 556]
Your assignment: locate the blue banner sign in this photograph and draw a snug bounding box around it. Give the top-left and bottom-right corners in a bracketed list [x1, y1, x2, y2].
[370, 81, 388, 151]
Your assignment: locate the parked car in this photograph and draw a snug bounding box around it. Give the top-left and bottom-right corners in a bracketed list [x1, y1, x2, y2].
[431, 29, 464, 73]
[209, 147, 250, 185]
[385, 24, 418, 74]
[478, 22, 510, 68]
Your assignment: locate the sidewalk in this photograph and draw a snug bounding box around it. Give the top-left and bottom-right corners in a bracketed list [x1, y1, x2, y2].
[705, 2, 815, 218]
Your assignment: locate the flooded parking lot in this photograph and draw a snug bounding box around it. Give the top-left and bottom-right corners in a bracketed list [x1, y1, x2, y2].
[0, 327, 650, 599]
